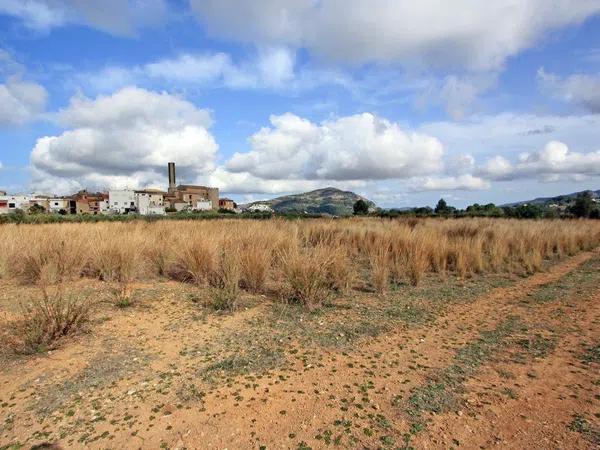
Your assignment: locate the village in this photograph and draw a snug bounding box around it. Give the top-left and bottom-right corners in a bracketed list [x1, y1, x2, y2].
[0, 162, 273, 216]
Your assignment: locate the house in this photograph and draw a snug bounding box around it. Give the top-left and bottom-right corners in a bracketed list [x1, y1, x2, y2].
[109, 190, 136, 214]
[69, 190, 108, 214]
[0, 195, 32, 214]
[247, 203, 273, 213]
[135, 189, 165, 207]
[165, 184, 219, 210]
[28, 195, 51, 211]
[135, 190, 166, 215]
[48, 198, 70, 213]
[195, 199, 212, 211]
[109, 189, 166, 215]
[219, 198, 235, 211]
[163, 162, 219, 210]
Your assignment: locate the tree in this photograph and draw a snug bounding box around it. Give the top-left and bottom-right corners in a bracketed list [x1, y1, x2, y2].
[28, 203, 46, 214]
[434, 198, 448, 215]
[353, 199, 369, 215]
[570, 191, 595, 218]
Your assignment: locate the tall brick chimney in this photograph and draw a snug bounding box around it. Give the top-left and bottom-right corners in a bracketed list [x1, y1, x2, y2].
[168, 162, 176, 194]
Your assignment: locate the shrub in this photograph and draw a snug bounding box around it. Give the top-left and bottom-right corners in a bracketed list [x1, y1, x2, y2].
[279, 245, 333, 309]
[207, 242, 241, 311]
[3, 284, 90, 354]
[404, 233, 430, 286]
[368, 243, 390, 293]
[172, 233, 217, 285]
[240, 237, 273, 293]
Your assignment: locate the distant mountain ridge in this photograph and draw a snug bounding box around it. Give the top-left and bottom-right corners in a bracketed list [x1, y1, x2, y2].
[502, 189, 600, 207]
[246, 187, 376, 216]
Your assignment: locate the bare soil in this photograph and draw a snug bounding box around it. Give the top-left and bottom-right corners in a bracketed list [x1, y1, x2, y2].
[1, 251, 599, 450]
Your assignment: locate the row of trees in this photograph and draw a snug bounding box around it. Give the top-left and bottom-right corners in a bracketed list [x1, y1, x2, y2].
[356, 191, 600, 219]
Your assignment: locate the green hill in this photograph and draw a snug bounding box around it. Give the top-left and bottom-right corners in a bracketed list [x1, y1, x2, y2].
[248, 187, 376, 216]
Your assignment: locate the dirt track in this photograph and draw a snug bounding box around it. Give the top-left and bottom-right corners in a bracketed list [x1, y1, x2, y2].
[1, 251, 599, 449]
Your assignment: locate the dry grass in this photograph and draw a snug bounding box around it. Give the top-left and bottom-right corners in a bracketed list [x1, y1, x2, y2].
[3, 281, 90, 354]
[1, 218, 599, 312]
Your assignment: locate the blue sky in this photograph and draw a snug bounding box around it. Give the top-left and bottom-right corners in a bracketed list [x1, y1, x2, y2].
[0, 1, 599, 208]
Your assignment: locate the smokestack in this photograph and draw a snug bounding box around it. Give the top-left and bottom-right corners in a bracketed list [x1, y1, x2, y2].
[168, 162, 176, 192]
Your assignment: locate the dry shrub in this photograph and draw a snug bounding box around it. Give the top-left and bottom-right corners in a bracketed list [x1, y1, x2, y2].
[8, 227, 88, 284]
[368, 242, 390, 293]
[3, 282, 90, 354]
[208, 240, 242, 311]
[1, 217, 599, 299]
[279, 244, 333, 308]
[144, 223, 174, 277]
[324, 244, 355, 293]
[404, 233, 430, 286]
[91, 226, 146, 306]
[240, 235, 273, 293]
[171, 232, 217, 285]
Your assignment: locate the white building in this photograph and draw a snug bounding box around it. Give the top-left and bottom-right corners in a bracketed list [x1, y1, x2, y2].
[108, 189, 166, 215]
[98, 200, 110, 214]
[48, 198, 70, 213]
[0, 195, 33, 214]
[109, 190, 136, 214]
[195, 199, 212, 211]
[136, 193, 165, 215]
[248, 203, 274, 213]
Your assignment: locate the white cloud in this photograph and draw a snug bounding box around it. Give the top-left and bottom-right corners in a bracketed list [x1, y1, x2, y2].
[189, 0, 600, 71]
[412, 174, 490, 192]
[144, 47, 295, 89]
[77, 47, 349, 94]
[0, 76, 47, 125]
[0, 50, 47, 126]
[420, 112, 600, 158]
[477, 141, 600, 181]
[225, 112, 444, 182]
[537, 68, 600, 112]
[205, 167, 366, 195]
[0, 0, 167, 35]
[30, 87, 218, 193]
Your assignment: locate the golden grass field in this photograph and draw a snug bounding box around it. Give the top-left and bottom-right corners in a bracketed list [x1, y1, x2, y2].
[1, 218, 600, 449]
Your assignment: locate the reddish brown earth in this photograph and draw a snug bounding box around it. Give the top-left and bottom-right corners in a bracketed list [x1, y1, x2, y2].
[1, 250, 599, 450]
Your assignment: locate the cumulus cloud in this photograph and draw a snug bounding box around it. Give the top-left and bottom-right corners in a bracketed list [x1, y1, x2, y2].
[537, 68, 600, 112]
[478, 141, 600, 181]
[30, 87, 218, 193]
[412, 174, 490, 192]
[205, 167, 366, 195]
[0, 50, 47, 126]
[225, 112, 444, 182]
[0, 0, 167, 35]
[189, 0, 600, 71]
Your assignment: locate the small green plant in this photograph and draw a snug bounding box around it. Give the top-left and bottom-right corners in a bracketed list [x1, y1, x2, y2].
[109, 281, 135, 308]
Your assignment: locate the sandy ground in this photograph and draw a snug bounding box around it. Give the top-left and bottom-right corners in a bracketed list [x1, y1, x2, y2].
[1, 251, 599, 450]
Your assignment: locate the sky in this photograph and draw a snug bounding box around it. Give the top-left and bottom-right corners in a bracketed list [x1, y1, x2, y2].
[0, 0, 599, 208]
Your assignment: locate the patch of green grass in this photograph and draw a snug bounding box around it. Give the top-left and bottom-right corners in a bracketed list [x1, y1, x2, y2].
[199, 346, 284, 381]
[524, 256, 600, 305]
[407, 316, 522, 417]
[516, 334, 557, 358]
[568, 414, 600, 445]
[581, 342, 600, 365]
[0, 444, 23, 450]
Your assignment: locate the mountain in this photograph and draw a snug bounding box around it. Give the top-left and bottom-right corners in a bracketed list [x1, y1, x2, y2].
[246, 187, 376, 216]
[502, 189, 600, 207]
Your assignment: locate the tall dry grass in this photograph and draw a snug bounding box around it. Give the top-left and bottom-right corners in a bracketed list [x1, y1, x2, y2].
[1, 218, 600, 309]
[2, 270, 90, 354]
